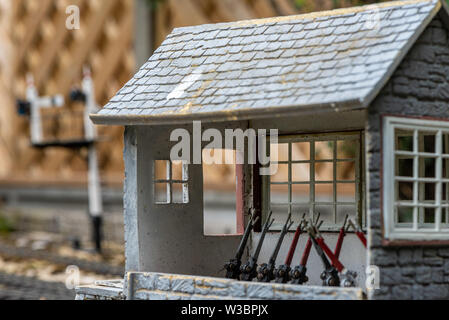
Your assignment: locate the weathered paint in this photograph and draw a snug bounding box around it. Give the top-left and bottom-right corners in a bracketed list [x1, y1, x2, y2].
[124, 123, 249, 276]
[367, 13, 449, 299]
[124, 272, 364, 300]
[123, 113, 368, 286]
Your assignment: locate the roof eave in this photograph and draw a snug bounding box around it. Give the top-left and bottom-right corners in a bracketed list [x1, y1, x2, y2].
[90, 98, 365, 126]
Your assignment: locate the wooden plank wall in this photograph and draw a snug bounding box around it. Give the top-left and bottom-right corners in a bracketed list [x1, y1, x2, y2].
[0, 0, 15, 178]
[0, 0, 134, 185]
[152, 0, 358, 46]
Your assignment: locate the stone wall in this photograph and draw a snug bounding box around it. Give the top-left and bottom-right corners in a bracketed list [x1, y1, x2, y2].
[76, 280, 124, 300]
[367, 13, 449, 299]
[123, 272, 364, 300]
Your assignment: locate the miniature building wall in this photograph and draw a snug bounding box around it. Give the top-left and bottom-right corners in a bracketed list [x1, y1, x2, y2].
[123, 111, 368, 286]
[0, 0, 134, 186]
[76, 280, 125, 300]
[123, 272, 364, 300]
[251, 114, 368, 286]
[367, 15, 449, 299]
[75, 272, 365, 300]
[123, 124, 243, 275]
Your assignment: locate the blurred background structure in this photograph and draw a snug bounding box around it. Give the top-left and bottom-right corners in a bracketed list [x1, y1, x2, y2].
[0, 0, 387, 299]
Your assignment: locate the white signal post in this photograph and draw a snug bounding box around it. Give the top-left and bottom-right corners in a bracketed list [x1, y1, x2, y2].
[26, 74, 64, 145]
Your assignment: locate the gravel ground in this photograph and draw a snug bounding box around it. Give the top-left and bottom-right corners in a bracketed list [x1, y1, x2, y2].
[0, 232, 124, 300]
[0, 272, 75, 300]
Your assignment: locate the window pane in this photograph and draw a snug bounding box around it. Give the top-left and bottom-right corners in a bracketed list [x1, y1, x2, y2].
[271, 184, 289, 204]
[271, 204, 290, 224]
[419, 157, 436, 178]
[155, 160, 169, 181]
[337, 183, 355, 203]
[292, 163, 310, 182]
[271, 143, 289, 162]
[388, 121, 449, 236]
[271, 163, 289, 183]
[172, 161, 188, 181]
[396, 158, 413, 177]
[443, 159, 449, 179]
[442, 133, 449, 154]
[337, 161, 355, 181]
[337, 205, 357, 225]
[315, 161, 333, 181]
[418, 131, 436, 154]
[397, 206, 414, 223]
[315, 205, 334, 224]
[292, 184, 309, 203]
[315, 183, 333, 203]
[172, 183, 189, 204]
[267, 134, 361, 229]
[419, 207, 437, 230]
[441, 208, 449, 224]
[291, 204, 311, 221]
[419, 182, 435, 203]
[422, 207, 436, 224]
[155, 183, 170, 204]
[337, 140, 357, 159]
[291, 142, 310, 161]
[315, 141, 334, 160]
[443, 183, 449, 201]
[395, 129, 414, 152]
[397, 181, 413, 201]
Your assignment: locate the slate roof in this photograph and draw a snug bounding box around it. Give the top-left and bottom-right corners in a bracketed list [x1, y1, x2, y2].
[92, 0, 445, 125]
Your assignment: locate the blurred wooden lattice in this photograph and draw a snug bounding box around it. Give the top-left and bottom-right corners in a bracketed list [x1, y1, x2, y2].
[0, 0, 385, 187]
[154, 0, 295, 46]
[152, 0, 383, 46]
[0, 0, 15, 178]
[0, 0, 134, 184]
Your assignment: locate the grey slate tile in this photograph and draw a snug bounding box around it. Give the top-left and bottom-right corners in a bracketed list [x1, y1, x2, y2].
[96, 0, 439, 119]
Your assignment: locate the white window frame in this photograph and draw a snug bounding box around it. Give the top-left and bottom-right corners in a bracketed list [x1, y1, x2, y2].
[154, 160, 189, 204]
[263, 132, 364, 231]
[383, 116, 449, 241]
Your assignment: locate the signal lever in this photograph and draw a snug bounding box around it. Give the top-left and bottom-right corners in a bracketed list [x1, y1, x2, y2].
[347, 219, 367, 248]
[289, 214, 322, 285]
[308, 222, 358, 287]
[257, 212, 294, 283]
[240, 211, 274, 282]
[224, 209, 259, 280]
[273, 214, 306, 284]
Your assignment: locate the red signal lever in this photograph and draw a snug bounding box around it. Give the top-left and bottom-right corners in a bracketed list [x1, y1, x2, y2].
[289, 217, 323, 285]
[347, 219, 367, 248]
[309, 226, 345, 273]
[285, 215, 306, 266]
[333, 215, 349, 265]
[309, 224, 358, 287]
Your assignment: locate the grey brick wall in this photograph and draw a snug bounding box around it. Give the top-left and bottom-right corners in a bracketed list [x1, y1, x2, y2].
[124, 272, 364, 300]
[367, 15, 449, 300]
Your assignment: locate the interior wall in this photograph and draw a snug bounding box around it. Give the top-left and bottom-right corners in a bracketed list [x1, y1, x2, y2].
[125, 123, 247, 276]
[123, 109, 368, 284]
[251, 109, 368, 287]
